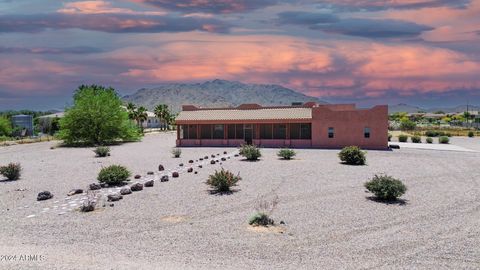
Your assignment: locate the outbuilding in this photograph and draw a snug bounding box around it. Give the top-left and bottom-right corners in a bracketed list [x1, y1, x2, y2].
[175, 102, 388, 149]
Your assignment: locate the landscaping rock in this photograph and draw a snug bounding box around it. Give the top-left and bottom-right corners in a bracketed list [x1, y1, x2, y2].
[199, 158, 203, 161]
[210, 160, 216, 165]
[120, 187, 132, 195]
[211, 154, 216, 158]
[172, 172, 179, 178]
[234, 154, 239, 157]
[179, 163, 184, 167]
[134, 174, 141, 179]
[107, 193, 123, 202]
[221, 157, 226, 161]
[198, 165, 203, 168]
[189, 160, 194, 163]
[204, 156, 209, 159]
[158, 165, 164, 171]
[67, 189, 83, 196]
[130, 182, 143, 191]
[100, 183, 108, 188]
[37, 191, 53, 201]
[223, 151, 227, 154]
[194, 171, 198, 174]
[89, 183, 102, 190]
[144, 180, 154, 187]
[161, 175, 169, 182]
[187, 168, 193, 173]
[80, 204, 95, 212]
[147, 171, 154, 175]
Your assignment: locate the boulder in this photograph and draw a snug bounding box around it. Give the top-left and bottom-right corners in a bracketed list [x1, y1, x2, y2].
[194, 171, 198, 174]
[204, 156, 209, 159]
[130, 183, 144, 191]
[199, 158, 203, 161]
[107, 193, 123, 202]
[134, 174, 141, 179]
[210, 160, 216, 165]
[179, 163, 184, 167]
[80, 203, 95, 212]
[223, 151, 227, 154]
[158, 164, 165, 171]
[161, 175, 169, 182]
[188, 160, 194, 163]
[37, 191, 53, 201]
[187, 168, 193, 173]
[234, 154, 239, 157]
[120, 187, 132, 195]
[198, 165, 203, 168]
[221, 157, 226, 161]
[144, 180, 154, 187]
[147, 171, 154, 175]
[67, 189, 83, 196]
[211, 154, 216, 158]
[172, 172, 179, 178]
[89, 183, 102, 190]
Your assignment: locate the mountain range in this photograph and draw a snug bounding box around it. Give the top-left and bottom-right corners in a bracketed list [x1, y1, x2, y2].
[122, 79, 325, 112]
[388, 103, 480, 114]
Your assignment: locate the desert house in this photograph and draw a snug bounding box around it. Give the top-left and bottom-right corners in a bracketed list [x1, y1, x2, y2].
[175, 102, 388, 149]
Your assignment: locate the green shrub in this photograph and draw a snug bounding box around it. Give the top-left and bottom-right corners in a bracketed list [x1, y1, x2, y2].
[398, 134, 408, 142]
[468, 131, 474, 137]
[400, 119, 416, 131]
[338, 146, 366, 165]
[249, 213, 274, 226]
[388, 133, 392, 142]
[426, 137, 433, 144]
[171, 147, 181, 158]
[0, 117, 12, 137]
[364, 174, 407, 201]
[239, 144, 261, 161]
[445, 132, 452, 137]
[425, 130, 438, 137]
[439, 136, 449, 144]
[277, 148, 296, 160]
[97, 165, 131, 185]
[58, 85, 141, 146]
[0, 163, 22, 180]
[94, 146, 110, 157]
[411, 136, 421, 143]
[206, 168, 241, 193]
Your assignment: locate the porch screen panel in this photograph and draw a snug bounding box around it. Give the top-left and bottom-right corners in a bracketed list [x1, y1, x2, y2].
[290, 123, 300, 139]
[187, 124, 197, 139]
[200, 124, 212, 139]
[273, 124, 286, 139]
[235, 124, 244, 139]
[300, 124, 312, 139]
[213, 124, 224, 139]
[260, 124, 273, 139]
[227, 124, 236, 139]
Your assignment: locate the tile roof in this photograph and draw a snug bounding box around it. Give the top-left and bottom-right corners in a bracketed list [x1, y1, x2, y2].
[176, 107, 312, 121]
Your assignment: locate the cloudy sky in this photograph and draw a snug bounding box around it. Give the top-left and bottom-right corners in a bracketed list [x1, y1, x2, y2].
[1, 0, 479, 110]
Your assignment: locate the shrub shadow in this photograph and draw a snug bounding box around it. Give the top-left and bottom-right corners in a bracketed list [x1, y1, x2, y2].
[239, 158, 261, 162]
[340, 162, 366, 166]
[0, 178, 17, 183]
[366, 196, 408, 206]
[208, 189, 240, 196]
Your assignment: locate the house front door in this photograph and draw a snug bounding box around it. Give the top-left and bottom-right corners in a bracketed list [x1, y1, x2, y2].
[244, 124, 253, 145]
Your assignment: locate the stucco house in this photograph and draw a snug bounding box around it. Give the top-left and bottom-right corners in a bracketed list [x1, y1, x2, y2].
[175, 102, 388, 149]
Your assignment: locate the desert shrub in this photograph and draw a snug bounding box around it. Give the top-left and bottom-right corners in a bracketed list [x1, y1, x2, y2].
[0, 117, 12, 137]
[468, 131, 474, 138]
[94, 146, 110, 157]
[338, 146, 366, 165]
[58, 85, 141, 146]
[239, 144, 261, 161]
[97, 165, 130, 185]
[171, 147, 181, 158]
[277, 148, 296, 160]
[0, 163, 22, 180]
[445, 132, 452, 137]
[249, 194, 278, 226]
[439, 136, 449, 144]
[398, 134, 408, 142]
[206, 168, 241, 193]
[388, 133, 392, 141]
[364, 174, 407, 201]
[411, 136, 421, 143]
[426, 137, 433, 144]
[425, 130, 438, 137]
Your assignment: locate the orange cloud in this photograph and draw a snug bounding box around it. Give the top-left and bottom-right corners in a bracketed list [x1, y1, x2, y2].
[58, 1, 166, 15]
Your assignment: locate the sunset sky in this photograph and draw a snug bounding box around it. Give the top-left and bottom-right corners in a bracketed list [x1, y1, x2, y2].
[1, 0, 479, 110]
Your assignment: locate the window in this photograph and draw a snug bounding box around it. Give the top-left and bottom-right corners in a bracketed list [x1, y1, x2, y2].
[201, 125, 212, 139]
[364, 127, 371, 138]
[213, 124, 224, 139]
[260, 124, 273, 139]
[328, 127, 334, 138]
[300, 124, 311, 139]
[180, 125, 186, 139]
[273, 124, 287, 139]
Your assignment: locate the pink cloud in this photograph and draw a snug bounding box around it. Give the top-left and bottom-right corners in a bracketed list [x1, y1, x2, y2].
[58, 1, 166, 15]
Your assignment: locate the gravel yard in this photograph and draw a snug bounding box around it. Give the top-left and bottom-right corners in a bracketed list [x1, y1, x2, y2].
[0, 132, 479, 269]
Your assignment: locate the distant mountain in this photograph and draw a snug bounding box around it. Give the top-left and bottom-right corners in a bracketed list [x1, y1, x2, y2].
[389, 103, 480, 114]
[388, 104, 425, 113]
[122, 79, 326, 112]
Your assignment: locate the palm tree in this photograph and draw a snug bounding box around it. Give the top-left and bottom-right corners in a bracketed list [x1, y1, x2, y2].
[167, 112, 176, 130]
[126, 102, 137, 121]
[154, 104, 170, 130]
[136, 106, 148, 130]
